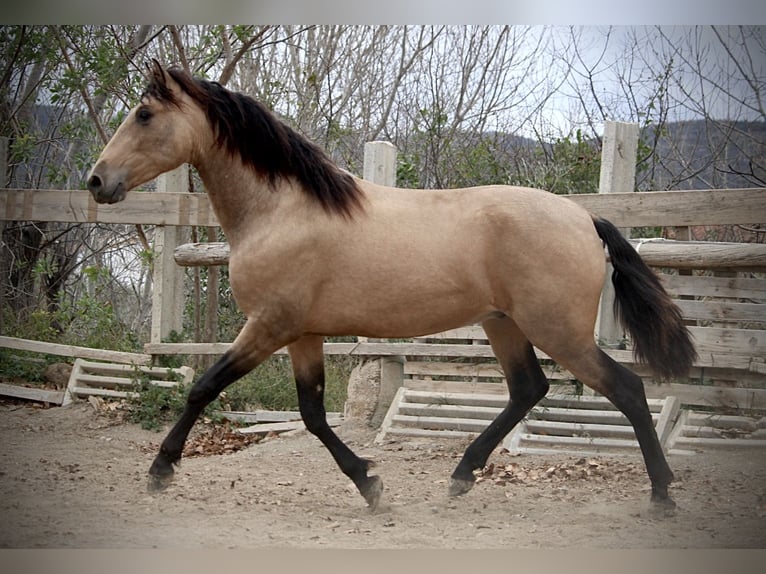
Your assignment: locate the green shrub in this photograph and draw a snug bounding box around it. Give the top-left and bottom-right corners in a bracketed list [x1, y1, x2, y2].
[126, 367, 224, 431]
[219, 354, 353, 413]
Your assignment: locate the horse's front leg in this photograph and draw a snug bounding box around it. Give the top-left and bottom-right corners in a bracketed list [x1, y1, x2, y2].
[288, 335, 383, 511]
[147, 319, 285, 492]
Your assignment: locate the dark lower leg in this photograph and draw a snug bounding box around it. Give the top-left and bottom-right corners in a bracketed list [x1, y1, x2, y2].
[450, 345, 548, 494]
[296, 368, 382, 509]
[147, 352, 248, 490]
[597, 353, 675, 506]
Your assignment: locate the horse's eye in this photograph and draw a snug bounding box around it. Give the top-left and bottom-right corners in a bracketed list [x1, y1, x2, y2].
[136, 107, 153, 124]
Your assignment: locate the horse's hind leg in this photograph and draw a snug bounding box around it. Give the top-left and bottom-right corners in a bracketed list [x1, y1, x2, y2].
[555, 345, 676, 511]
[288, 335, 383, 510]
[449, 315, 549, 496]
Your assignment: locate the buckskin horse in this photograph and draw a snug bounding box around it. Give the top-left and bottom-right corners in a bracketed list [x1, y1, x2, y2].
[87, 61, 696, 513]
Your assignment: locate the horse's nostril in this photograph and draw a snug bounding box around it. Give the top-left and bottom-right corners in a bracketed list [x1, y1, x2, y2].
[87, 174, 102, 192]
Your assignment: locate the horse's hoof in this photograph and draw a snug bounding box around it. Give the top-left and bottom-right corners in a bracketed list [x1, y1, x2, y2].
[448, 478, 474, 497]
[648, 494, 677, 518]
[147, 472, 174, 493]
[359, 475, 383, 512]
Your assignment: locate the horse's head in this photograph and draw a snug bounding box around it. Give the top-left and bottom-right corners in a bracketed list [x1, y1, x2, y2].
[87, 61, 205, 204]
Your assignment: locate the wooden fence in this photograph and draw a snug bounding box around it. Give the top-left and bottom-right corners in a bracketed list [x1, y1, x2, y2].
[1, 127, 766, 416]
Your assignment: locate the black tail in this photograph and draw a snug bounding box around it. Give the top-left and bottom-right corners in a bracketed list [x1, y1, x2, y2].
[593, 217, 697, 380]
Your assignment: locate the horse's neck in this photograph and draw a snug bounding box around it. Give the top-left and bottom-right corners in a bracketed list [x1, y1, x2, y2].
[195, 156, 276, 244]
[196, 151, 306, 248]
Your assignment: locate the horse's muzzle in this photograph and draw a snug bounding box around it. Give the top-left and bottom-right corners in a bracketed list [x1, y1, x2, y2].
[87, 172, 127, 204]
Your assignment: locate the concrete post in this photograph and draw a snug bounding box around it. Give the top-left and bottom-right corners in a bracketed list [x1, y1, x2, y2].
[370, 356, 405, 428]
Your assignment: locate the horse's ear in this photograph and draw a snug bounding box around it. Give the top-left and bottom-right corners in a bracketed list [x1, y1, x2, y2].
[144, 59, 167, 86]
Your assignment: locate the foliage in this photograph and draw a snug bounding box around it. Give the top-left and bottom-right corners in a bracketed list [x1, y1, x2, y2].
[218, 354, 353, 413]
[508, 129, 601, 195]
[127, 379, 189, 431]
[126, 367, 225, 431]
[124, 353, 352, 431]
[0, 348, 53, 383]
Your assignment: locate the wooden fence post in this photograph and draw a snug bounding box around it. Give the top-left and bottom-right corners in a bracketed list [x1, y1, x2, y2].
[595, 121, 639, 351]
[359, 141, 396, 346]
[363, 141, 397, 186]
[150, 165, 188, 345]
[346, 141, 403, 427]
[0, 137, 7, 335]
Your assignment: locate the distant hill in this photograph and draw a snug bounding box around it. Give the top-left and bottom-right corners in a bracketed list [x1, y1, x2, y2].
[641, 119, 766, 191]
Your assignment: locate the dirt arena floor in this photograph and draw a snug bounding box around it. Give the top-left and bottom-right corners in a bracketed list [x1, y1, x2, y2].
[1, 400, 764, 549]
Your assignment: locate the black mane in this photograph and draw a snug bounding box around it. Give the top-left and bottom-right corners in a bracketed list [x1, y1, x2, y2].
[144, 65, 364, 218]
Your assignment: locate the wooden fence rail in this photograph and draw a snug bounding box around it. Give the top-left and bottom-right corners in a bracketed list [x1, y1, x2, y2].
[1, 129, 765, 420]
[2, 187, 765, 228]
[172, 238, 766, 270]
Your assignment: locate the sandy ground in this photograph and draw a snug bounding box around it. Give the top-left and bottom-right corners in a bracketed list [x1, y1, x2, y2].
[0, 400, 764, 549]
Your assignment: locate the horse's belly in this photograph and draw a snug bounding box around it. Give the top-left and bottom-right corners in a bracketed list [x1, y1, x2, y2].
[304, 271, 497, 338]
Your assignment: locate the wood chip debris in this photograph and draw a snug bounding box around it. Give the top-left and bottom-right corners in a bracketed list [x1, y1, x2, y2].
[183, 424, 264, 458]
[476, 458, 643, 486]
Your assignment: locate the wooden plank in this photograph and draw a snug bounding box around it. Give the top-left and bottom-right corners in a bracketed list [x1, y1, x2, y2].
[660, 274, 766, 300]
[513, 446, 642, 457]
[404, 360, 574, 381]
[630, 240, 766, 271]
[144, 342, 360, 356]
[151, 167, 189, 345]
[524, 420, 638, 438]
[655, 395, 681, 445]
[358, 342, 496, 358]
[413, 326, 487, 341]
[74, 373, 178, 388]
[404, 379, 576, 395]
[595, 122, 636, 348]
[175, 242, 230, 267]
[0, 336, 151, 365]
[540, 395, 666, 411]
[689, 326, 766, 356]
[375, 386, 407, 444]
[686, 412, 760, 430]
[4, 188, 762, 230]
[144, 336, 766, 371]
[144, 341, 497, 358]
[392, 414, 490, 433]
[0, 382, 65, 404]
[528, 407, 655, 426]
[671, 436, 766, 449]
[177, 239, 766, 273]
[643, 382, 766, 410]
[380, 427, 476, 440]
[65, 358, 193, 403]
[216, 410, 302, 423]
[519, 433, 640, 449]
[568, 187, 766, 227]
[237, 417, 342, 435]
[398, 403, 502, 421]
[674, 300, 765, 324]
[404, 379, 577, 396]
[404, 361, 504, 379]
[177, 238, 766, 271]
[76, 360, 194, 382]
[0, 189, 219, 227]
[69, 387, 136, 399]
[403, 389, 509, 408]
